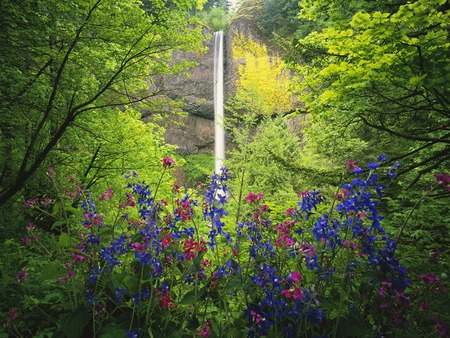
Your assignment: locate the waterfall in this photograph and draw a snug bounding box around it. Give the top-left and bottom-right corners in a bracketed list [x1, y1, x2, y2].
[213, 31, 225, 175]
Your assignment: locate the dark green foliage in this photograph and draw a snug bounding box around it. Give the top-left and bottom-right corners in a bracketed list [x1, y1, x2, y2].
[258, 0, 301, 38]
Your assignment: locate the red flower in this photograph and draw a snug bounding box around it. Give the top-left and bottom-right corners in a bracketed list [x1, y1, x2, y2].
[160, 292, 176, 309]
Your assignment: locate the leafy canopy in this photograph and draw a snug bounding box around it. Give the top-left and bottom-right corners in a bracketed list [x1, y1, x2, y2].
[0, 0, 206, 206]
[292, 0, 449, 183]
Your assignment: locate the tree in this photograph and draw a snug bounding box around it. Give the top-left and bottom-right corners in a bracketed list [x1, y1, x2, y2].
[291, 0, 449, 184]
[0, 0, 206, 207]
[202, 0, 231, 11]
[258, 0, 301, 38]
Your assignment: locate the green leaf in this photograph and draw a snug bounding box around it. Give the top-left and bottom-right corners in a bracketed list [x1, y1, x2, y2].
[179, 290, 197, 305]
[40, 262, 66, 281]
[52, 220, 66, 230]
[59, 309, 90, 338]
[223, 275, 242, 292]
[58, 233, 71, 247]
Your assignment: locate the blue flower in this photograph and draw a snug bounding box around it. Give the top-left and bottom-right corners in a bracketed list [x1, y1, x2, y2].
[115, 287, 127, 302]
[368, 161, 379, 170]
[126, 329, 140, 338]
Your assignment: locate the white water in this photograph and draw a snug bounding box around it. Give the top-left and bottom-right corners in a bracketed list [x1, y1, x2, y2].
[213, 31, 225, 175]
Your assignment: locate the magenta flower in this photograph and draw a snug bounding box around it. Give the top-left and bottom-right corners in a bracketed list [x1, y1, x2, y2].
[197, 319, 212, 337]
[419, 273, 440, 284]
[245, 192, 264, 203]
[291, 271, 302, 284]
[47, 167, 56, 177]
[345, 161, 360, 172]
[99, 188, 114, 201]
[161, 156, 175, 169]
[5, 308, 18, 327]
[282, 286, 304, 301]
[16, 270, 31, 282]
[250, 311, 264, 325]
[434, 174, 450, 191]
[120, 193, 135, 208]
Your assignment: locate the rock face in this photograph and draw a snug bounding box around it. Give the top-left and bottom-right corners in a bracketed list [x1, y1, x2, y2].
[142, 27, 216, 155]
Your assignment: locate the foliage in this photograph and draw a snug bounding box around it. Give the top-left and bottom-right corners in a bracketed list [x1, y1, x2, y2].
[198, 6, 231, 31]
[202, 0, 231, 11]
[182, 153, 215, 187]
[291, 0, 449, 184]
[228, 33, 294, 116]
[4, 154, 449, 337]
[258, 0, 302, 38]
[0, 0, 206, 207]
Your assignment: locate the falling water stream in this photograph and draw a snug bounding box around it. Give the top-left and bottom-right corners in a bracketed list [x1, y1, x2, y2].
[213, 31, 225, 175]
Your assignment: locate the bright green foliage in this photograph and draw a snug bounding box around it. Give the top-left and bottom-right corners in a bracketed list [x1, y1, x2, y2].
[293, 0, 449, 182]
[0, 0, 206, 208]
[202, 0, 231, 11]
[298, 0, 404, 29]
[182, 153, 215, 187]
[227, 116, 314, 223]
[228, 33, 294, 116]
[197, 6, 231, 31]
[57, 107, 178, 201]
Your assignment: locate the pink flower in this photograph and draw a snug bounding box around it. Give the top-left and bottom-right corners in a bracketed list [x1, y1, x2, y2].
[291, 271, 302, 284]
[377, 287, 387, 297]
[284, 208, 295, 217]
[120, 193, 135, 208]
[72, 252, 86, 263]
[48, 167, 56, 177]
[16, 270, 31, 282]
[245, 192, 264, 202]
[24, 198, 39, 208]
[419, 273, 440, 284]
[250, 311, 264, 325]
[160, 292, 176, 309]
[421, 302, 430, 311]
[345, 161, 360, 172]
[432, 316, 449, 337]
[99, 188, 114, 201]
[282, 287, 304, 301]
[161, 157, 175, 168]
[343, 240, 357, 250]
[197, 319, 212, 337]
[297, 190, 309, 197]
[5, 308, 18, 327]
[434, 174, 450, 191]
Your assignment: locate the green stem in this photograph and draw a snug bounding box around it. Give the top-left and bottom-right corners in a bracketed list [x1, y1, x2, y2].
[129, 265, 146, 331]
[145, 278, 155, 325]
[396, 185, 435, 245]
[332, 216, 355, 338]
